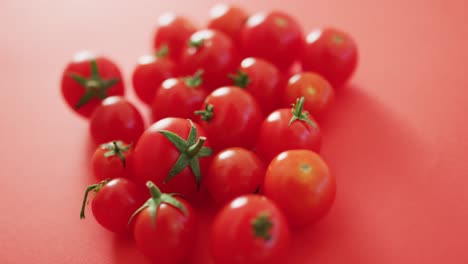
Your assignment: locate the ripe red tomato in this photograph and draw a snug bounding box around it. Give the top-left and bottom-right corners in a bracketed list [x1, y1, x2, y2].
[301, 27, 358, 88]
[80, 178, 146, 234]
[195, 86, 263, 152]
[207, 4, 248, 45]
[132, 118, 212, 198]
[240, 11, 303, 71]
[180, 29, 238, 91]
[89, 96, 145, 145]
[153, 13, 197, 63]
[132, 182, 197, 264]
[131, 48, 176, 105]
[256, 97, 321, 163]
[284, 72, 334, 118]
[210, 195, 290, 264]
[61, 51, 124, 118]
[91, 141, 133, 181]
[230, 57, 283, 115]
[152, 71, 207, 122]
[264, 150, 336, 228]
[206, 147, 265, 205]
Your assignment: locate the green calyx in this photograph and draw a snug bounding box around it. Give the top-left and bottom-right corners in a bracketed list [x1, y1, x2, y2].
[252, 212, 273, 241]
[194, 104, 214, 122]
[189, 39, 204, 48]
[289, 97, 317, 129]
[229, 70, 251, 88]
[128, 181, 187, 227]
[155, 44, 170, 58]
[184, 70, 204, 88]
[69, 60, 119, 109]
[80, 179, 110, 219]
[158, 120, 212, 190]
[101, 141, 132, 168]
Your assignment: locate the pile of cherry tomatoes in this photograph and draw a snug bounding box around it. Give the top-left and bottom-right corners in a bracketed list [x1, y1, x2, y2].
[61, 4, 358, 264]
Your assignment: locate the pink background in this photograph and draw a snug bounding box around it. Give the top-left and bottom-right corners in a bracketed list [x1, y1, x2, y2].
[1, 0, 468, 263]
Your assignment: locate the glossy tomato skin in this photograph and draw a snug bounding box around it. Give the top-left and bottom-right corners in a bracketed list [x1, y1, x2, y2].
[153, 13, 197, 63]
[207, 4, 248, 45]
[131, 54, 176, 105]
[301, 27, 358, 88]
[91, 141, 134, 181]
[197, 87, 263, 152]
[152, 78, 207, 122]
[206, 148, 265, 205]
[256, 108, 322, 163]
[91, 178, 146, 234]
[264, 150, 336, 228]
[284, 72, 334, 118]
[241, 11, 304, 71]
[180, 29, 238, 91]
[89, 96, 145, 145]
[61, 51, 124, 118]
[210, 195, 290, 264]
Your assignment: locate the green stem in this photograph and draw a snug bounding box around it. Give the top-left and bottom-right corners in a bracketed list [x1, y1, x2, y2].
[147, 181, 162, 200]
[80, 179, 110, 219]
[187, 137, 207, 158]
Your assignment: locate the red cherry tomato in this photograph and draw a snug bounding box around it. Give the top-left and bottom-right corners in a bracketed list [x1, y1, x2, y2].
[153, 13, 197, 63]
[283, 72, 334, 118]
[79, 178, 146, 234]
[152, 71, 207, 122]
[207, 4, 248, 45]
[206, 147, 265, 205]
[131, 49, 176, 105]
[89, 96, 145, 145]
[230, 57, 283, 115]
[301, 27, 358, 88]
[132, 182, 197, 264]
[256, 97, 322, 163]
[264, 150, 336, 228]
[181, 29, 238, 91]
[91, 141, 133, 181]
[241, 11, 303, 71]
[61, 51, 124, 118]
[195, 86, 263, 152]
[132, 118, 212, 198]
[210, 195, 290, 264]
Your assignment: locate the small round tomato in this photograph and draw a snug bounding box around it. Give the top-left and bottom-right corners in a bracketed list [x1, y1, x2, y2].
[89, 96, 145, 145]
[80, 178, 146, 234]
[91, 141, 133, 181]
[301, 28, 358, 88]
[284, 72, 334, 118]
[230, 57, 283, 115]
[264, 150, 336, 228]
[132, 182, 197, 263]
[210, 195, 290, 264]
[256, 97, 321, 163]
[152, 70, 207, 122]
[240, 11, 303, 71]
[180, 29, 238, 91]
[206, 148, 265, 205]
[132, 118, 212, 198]
[131, 48, 176, 105]
[207, 4, 248, 45]
[153, 13, 197, 63]
[195, 86, 263, 152]
[61, 51, 124, 118]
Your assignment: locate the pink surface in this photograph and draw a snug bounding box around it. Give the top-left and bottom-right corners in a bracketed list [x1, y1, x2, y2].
[1, 0, 468, 263]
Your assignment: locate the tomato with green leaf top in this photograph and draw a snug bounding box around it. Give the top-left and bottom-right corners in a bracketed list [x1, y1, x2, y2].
[91, 141, 133, 181]
[207, 4, 248, 45]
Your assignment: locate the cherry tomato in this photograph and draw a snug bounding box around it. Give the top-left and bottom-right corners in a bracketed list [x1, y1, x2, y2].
[301, 27, 358, 88]
[207, 4, 248, 45]
[91, 141, 133, 181]
[230, 57, 283, 115]
[79, 178, 146, 234]
[152, 70, 207, 122]
[195, 86, 263, 152]
[206, 147, 265, 205]
[256, 97, 321, 163]
[153, 13, 197, 63]
[264, 150, 336, 228]
[131, 48, 176, 105]
[89, 96, 145, 145]
[132, 182, 197, 263]
[283, 72, 334, 118]
[132, 118, 212, 198]
[61, 51, 124, 118]
[241, 11, 303, 71]
[180, 29, 238, 91]
[210, 195, 290, 264]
